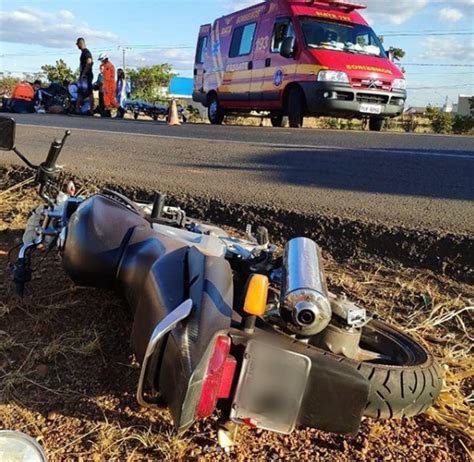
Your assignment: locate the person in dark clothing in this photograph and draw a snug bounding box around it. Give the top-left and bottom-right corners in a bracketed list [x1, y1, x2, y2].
[76, 37, 94, 114]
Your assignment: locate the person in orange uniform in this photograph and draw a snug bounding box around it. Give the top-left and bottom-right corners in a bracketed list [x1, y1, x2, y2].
[98, 53, 120, 116]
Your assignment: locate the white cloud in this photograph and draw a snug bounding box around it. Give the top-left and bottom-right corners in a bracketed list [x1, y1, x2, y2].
[420, 36, 474, 61]
[438, 7, 464, 21]
[0, 7, 119, 48]
[226, 1, 256, 12]
[124, 48, 195, 76]
[363, 0, 429, 25]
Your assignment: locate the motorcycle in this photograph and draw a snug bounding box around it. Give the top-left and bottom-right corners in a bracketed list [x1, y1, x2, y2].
[0, 115, 442, 442]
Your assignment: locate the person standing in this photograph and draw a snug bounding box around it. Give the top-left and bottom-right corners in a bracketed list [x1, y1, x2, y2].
[115, 68, 131, 118]
[98, 53, 120, 116]
[76, 37, 94, 114]
[94, 70, 106, 117]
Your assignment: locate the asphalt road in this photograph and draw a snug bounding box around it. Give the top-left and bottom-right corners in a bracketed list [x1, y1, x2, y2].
[1, 113, 473, 234]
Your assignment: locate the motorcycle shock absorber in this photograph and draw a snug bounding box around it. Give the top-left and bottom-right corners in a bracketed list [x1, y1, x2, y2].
[280, 238, 332, 336]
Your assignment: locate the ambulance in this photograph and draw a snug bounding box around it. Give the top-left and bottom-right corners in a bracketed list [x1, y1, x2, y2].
[193, 0, 407, 130]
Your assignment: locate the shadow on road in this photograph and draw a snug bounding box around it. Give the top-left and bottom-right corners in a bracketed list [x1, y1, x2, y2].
[183, 147, 474, 201]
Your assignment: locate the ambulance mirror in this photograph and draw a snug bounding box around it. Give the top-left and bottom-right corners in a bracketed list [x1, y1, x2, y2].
[0, 116, 16, 151]
[280, 37, 296, 59]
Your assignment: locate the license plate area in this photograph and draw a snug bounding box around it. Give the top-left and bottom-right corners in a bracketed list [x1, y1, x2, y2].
[230, 340, 311, 434]
[360, 103, 382, 114]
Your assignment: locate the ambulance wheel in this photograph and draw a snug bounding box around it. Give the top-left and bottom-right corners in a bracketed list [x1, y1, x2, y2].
[288, 87, 305, 128]
[208, 95, 225, 125]
[369, 117, 385, 132]
[270, 112, 287, 128]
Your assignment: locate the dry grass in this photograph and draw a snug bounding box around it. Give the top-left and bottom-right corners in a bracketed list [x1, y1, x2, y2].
[325, 257, 474, 444]
[0, 167, 473, 460]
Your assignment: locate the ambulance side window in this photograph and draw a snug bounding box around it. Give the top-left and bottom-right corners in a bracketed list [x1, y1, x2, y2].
[271, 18, 295, 53]
[229, 23, 257, 58]
[196, 36, 208, 64]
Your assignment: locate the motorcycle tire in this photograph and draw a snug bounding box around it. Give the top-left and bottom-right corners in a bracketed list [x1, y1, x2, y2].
[335, 319, 443, 419]
[267, 317, 443, 419]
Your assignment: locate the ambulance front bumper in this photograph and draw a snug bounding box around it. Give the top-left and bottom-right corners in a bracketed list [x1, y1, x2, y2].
[300, 82, 406, 118]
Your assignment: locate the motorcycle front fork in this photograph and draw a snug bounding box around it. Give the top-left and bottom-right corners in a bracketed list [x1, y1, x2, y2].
[13, 239, 40, 296]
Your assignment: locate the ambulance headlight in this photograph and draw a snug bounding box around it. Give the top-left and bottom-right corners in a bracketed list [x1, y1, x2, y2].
[317, 70, 349, 83]
[392, 78, 406, 90]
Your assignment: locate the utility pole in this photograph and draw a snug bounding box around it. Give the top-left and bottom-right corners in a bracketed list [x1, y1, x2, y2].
[119, 46, 131, 70]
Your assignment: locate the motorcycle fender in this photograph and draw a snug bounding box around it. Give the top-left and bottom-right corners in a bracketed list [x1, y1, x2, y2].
[297, 352, 369, 434]
[229, 330, 369, 435]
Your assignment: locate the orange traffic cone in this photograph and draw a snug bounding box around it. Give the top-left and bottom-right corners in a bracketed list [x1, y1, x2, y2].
[167, 98, 181, 126]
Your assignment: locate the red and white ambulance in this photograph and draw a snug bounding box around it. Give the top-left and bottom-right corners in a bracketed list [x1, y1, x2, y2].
[193, 0, 407, 130]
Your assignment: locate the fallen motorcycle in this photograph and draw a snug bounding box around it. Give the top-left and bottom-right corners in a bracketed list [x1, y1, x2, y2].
[0, 116, 442, 442]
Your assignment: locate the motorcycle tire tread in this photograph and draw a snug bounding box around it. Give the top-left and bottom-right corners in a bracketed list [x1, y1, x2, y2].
[337, 326, 443, 419]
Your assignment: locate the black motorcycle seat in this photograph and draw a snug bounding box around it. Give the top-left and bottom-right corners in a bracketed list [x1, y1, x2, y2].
[63, 193, 234, 427]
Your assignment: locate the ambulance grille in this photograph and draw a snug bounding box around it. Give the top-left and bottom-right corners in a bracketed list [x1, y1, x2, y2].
[352, 78, 392, 91]
[356, 93, 390, 104]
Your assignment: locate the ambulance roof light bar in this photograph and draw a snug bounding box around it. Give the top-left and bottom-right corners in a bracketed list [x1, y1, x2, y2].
[307, 0, 367, 11]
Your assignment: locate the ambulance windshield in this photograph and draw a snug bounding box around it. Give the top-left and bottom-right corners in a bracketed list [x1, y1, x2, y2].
[300, 17, 387, 58]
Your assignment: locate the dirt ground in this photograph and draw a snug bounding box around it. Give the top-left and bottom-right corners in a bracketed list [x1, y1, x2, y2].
[0, 169, 472, 461]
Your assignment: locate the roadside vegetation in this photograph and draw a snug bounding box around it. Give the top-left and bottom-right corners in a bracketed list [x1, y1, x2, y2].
[1, 62, 472, 135]
[0, 168, 472, 460]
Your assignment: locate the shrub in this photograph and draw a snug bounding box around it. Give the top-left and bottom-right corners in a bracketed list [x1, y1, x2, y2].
[426, 106, 453, 134]
[0, 77, 20, 97]
[452, 115, 474, 135]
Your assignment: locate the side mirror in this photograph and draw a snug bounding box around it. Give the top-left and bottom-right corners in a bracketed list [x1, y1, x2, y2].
[0, 116, 16, 151]
[280, 37, 296, 59]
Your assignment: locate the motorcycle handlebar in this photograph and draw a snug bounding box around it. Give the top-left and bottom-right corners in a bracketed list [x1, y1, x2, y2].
[43, 130, 71, 171]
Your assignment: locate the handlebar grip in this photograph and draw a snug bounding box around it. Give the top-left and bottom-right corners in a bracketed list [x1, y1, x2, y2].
[43, 130, 70, 170]
[44, 139, 63, 170]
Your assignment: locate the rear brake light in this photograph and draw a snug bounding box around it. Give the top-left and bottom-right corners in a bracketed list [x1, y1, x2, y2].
[196, 335, 237, 419]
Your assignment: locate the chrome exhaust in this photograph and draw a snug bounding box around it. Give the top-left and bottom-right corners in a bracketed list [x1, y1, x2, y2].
[280, 238, 332, 336]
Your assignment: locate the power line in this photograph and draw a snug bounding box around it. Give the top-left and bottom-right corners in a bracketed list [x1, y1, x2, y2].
[382, 32, 473, 37]
[381, 29, 473, 33]
[402, 63, 474, 67]
[0, 45, 195, 58]
[407, 84, 474, 90]
[406, 71, 473, 76]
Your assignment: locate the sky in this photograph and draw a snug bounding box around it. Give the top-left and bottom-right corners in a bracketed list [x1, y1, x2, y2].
[0, 0, 473, 107]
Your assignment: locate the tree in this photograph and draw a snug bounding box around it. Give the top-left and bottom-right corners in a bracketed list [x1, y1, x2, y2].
[426, 105, 453, 134]
[127, 64, 175, 102]
[41, 59, 77, 86]
[0, 76, 20, 97]
[388, 47, 406, 62]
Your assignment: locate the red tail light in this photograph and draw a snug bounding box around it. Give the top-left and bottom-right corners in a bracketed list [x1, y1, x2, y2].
[196, 335, 237, 419]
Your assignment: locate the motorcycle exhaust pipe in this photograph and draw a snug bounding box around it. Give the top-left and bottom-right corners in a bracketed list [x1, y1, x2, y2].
[280, 238, 332, 336]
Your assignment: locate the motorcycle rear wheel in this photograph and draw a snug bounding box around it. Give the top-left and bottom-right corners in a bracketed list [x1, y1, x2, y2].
[266, 317, 443, 419]
[333, 319, 443, 419]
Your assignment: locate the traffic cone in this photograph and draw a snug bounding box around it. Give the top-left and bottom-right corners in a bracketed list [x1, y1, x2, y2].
[167, 98, 181, 126]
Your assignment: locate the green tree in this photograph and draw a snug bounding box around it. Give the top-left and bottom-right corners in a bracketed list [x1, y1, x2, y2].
[388, 47, 406, 62]
[426, 105, 453, 134]
[41, 59, 77, 86]
[127, 64, 175, 102]
[452, 115, 474, 135]
[0, 76, 20, 97]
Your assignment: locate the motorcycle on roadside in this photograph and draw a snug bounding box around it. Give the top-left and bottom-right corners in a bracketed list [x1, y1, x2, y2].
[0, 116, 442, 445]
